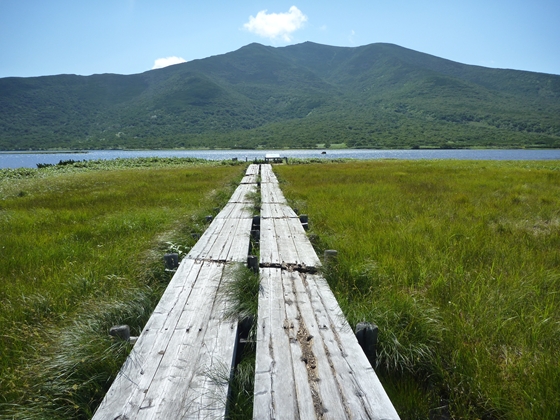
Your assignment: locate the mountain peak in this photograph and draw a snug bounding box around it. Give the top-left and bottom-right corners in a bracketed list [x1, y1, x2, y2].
[1, 42, 559, 150]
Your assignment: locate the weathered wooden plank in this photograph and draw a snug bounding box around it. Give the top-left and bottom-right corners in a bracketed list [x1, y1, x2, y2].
[93, 164, 259, 419]
[254, 267, 348, 419]
[253, 268, 275, 418]
[261, 202, 298, 219]
[227, 203, 252, 221]
[226, 217, 253, 262]
[259, 213, 320, 267]
[143, 259, 201, 331]
[241, 174, 259, 184]
[279, 269, 330, 419]
[191, 276, 239, 419]
[212, 201, 236, 220]
[284, 217, 321, 267]
[204, 219, 240, 261]
[307, 273, 400, 419]
[94, 261, 241, 420]
[187, 215, 251, 262]
[214, 202, 237, 220]
[186, 217, 227, 260]
[229, 183, 257, 203]
[259, 165, 319, 267]
[135, 262, 235, 420]
[259, 217, 280, 265]
[253, 165, 399, 420]
[245, 164, 260, 177]
[254, 269, 399, 419]
[261, 181, 286, 204]
[274, 217, 301, 265]
[215, 202, 253, 220]
[134, 262, 225, 419]
[253, 268, 299, 419]
[260, 164, 277, 183]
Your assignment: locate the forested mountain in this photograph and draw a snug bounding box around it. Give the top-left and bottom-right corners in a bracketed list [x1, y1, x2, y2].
[1, 42, 559, 150]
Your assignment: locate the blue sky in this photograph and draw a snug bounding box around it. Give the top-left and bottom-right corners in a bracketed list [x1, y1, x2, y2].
[1, 0, 559, 78]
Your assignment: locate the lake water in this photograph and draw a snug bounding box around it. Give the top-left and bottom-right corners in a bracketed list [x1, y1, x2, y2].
[1, 149, 560, 169]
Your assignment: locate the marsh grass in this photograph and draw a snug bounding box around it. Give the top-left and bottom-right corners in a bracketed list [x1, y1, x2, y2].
[222, 263, 261, 323]
[4, 288, 158, 419]
[221, 264, 260, 419]
[246, 188, 262, 216]
[275, 160, 560, 419]
[227, 343, 256, 420]
[0, 159, 245, 418]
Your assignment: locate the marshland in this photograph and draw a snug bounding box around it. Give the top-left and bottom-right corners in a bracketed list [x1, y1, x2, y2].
[1, 157, 559, 419]
[0, 158, 244, 418]
[275, 159, 560, 419]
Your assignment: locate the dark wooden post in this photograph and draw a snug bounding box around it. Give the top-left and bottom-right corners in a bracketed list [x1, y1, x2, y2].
[324, 249, 338, 262]
[247, 255, 258, 273]
[299, 214, 309, 230]
[355, 322, 378, 366]
[164, 253, 179, 269]
[110, 325, 131, 342]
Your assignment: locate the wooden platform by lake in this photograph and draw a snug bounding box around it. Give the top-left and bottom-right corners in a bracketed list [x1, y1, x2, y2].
[93, 163, 398, 419]
[92, 164, 258, 420]
[254, 165, 399, 419]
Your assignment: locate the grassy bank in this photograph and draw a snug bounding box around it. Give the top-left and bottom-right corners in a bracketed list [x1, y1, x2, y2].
[275, 160, 560, 419]
[0, 158, 245, 419]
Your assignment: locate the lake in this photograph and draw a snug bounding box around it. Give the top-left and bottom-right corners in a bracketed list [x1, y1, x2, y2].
[1, 149, 560, 169]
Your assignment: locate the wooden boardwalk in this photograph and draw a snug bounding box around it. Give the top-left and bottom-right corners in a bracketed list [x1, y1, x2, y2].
[254, 165, 399, 419]
[93, 163, 399, 419]
[92, 164, 258, 420]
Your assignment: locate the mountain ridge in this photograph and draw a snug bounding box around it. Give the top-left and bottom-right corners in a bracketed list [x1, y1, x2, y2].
[1, 42, 559, 150]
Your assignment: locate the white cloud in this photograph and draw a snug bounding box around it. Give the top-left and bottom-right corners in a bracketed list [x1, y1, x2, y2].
[152, 56, 187, 70]
[243, 6, 307, 42]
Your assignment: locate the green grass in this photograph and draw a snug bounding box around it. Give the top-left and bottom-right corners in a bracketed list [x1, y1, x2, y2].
[222, 263, 261, 323]
[275, 160, 560, 419]
[0, 158, 245, 419]
[4, 158, 559, 418]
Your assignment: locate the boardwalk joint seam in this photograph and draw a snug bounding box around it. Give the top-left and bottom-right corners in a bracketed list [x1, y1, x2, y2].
[259, 262, 318, 274]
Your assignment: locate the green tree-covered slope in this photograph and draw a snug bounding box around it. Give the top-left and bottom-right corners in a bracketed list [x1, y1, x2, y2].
[1, 42, 559, 150]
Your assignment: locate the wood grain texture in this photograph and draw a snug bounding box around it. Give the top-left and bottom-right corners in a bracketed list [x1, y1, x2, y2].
[94, 163, 398, 419]
[254, 165, 399, 419]
[229, 183, 257, 203]
[93, 165, 258, 420]
[261, 202, 298, 219]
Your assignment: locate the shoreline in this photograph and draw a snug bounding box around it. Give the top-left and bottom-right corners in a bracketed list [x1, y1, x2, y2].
[2, 146, 560, 154]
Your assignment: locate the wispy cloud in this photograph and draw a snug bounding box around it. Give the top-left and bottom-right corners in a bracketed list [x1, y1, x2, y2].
[152, 56, 187, 70]
[243, 6, 307, 42]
